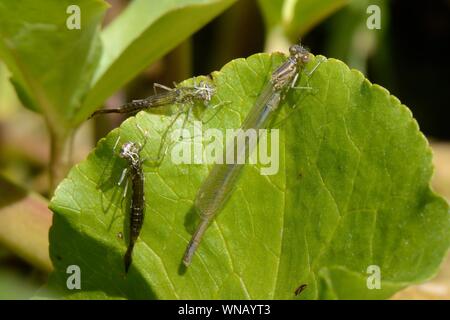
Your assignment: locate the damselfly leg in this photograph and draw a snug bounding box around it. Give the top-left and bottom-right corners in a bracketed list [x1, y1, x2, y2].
[291, 56, 325, 93]
[153, 82, 173, 94]
[271, 56, 325, 129]
[199, 99, 232, 125]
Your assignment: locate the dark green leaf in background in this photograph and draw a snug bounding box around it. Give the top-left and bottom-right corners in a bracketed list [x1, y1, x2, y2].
[78, 0, 237, 123]
[0, 0, 237, 128]
[257, 0, 348, 40]
[0, 0, 107, 129]
[0, 0, 238, 189]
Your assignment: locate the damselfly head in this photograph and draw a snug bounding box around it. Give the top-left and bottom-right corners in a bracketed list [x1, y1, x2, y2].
[289, 44, 310, 64]
[120, 141, 140, 161]
[194, 81, 215, 102]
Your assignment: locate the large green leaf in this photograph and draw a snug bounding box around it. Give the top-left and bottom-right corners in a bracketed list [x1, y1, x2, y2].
[0, 0, 107, 130]
[257, 0, 348, 39]
[49, 52, 450, 299]
[77, 0, 237, 124]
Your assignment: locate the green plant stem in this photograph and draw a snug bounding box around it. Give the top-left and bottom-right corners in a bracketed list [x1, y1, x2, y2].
[264, 25, 291, 53]
[48, 126, 73, 195]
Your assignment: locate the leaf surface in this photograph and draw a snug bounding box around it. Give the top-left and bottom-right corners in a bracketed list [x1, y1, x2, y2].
[49, 52, 450, 299]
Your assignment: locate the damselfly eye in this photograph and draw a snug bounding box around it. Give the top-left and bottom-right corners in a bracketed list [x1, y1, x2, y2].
[301, 54, 310, 63]
[289, 45, 301, 55]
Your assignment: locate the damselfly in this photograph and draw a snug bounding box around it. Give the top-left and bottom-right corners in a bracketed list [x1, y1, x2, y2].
[90, 80, 221, 163]
[112, 125, 148, 273]
[183, 44, 322, 266]
[89, 81, 215, 118]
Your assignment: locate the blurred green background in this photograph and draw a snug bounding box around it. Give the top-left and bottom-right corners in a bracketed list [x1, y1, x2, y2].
[0, 0, 449, 299]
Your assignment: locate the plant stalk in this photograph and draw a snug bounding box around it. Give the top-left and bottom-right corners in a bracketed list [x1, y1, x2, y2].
[48, 125, 73, 195]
